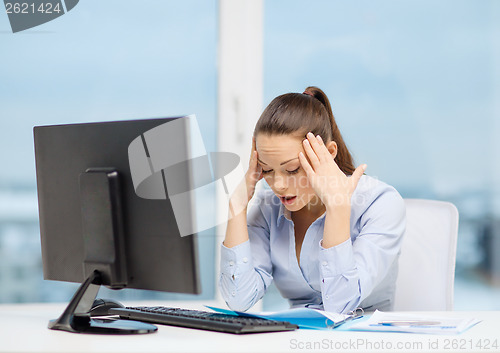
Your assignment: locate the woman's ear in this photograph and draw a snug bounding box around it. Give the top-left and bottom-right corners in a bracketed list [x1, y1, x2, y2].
[326, 141, 338, 159]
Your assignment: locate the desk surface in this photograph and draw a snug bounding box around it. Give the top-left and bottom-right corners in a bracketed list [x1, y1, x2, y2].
[1, 301, 499, 353]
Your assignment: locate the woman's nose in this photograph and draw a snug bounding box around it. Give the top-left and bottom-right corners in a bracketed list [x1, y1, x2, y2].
[273, 175, 287, 191]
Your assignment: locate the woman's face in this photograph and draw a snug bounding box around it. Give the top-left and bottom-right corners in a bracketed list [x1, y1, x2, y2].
[255, 133, 322, 213]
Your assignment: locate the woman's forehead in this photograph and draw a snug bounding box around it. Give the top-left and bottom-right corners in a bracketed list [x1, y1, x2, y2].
[256, 134, 302, 162]
[256, 134, 302, 148]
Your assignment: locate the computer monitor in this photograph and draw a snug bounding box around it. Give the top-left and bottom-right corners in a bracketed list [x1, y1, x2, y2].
[33, 117, 201, 334]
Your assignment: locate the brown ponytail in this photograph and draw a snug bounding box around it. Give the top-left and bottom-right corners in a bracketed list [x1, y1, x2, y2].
[303, 86, 355, 175]
[254, 86, 355, 175]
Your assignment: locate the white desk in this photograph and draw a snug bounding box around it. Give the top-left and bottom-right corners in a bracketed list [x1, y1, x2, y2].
[1, 302, 499, 353]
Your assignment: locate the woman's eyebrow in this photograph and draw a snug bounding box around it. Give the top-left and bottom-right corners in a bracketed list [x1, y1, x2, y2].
[257, 157, 298, 166]
[280, 157, 299, 165]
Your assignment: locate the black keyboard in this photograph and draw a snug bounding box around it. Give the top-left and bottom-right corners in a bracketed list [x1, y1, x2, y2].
[108, 306, 298, 334]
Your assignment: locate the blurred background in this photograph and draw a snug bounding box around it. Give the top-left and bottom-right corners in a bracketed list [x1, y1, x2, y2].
[0, 0, 499, 310]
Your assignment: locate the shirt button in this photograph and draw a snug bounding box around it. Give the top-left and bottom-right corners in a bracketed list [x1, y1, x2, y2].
[325, 295, 330, 299]
[242, 257, 248, 263]
[229, 261, 235, 266]
[231, 291, 236, 296]
[322, 261, 328, 266]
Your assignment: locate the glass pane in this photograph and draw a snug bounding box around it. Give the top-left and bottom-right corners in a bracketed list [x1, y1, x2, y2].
[0, 0, 217, 303]
[263, 0, 500, 310]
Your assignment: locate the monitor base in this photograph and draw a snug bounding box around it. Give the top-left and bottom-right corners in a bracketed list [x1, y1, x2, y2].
[48, 270, 157, 335]
[49, 316, 157, 335]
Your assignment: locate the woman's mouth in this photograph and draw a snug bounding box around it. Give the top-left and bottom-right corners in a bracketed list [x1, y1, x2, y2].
[280, 196, 297, 205]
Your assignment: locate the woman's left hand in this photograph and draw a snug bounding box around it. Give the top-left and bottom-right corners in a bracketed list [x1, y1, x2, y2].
[298, 132, 366, 209]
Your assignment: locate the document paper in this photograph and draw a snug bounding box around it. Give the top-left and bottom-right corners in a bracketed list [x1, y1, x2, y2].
[349, 310, 481, 334]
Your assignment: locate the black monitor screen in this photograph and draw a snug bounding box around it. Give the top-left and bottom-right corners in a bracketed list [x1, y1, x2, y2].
[34, 117, 200, 295]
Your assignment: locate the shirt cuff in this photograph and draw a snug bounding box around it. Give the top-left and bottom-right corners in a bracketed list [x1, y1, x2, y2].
[220, 240, 254, 277]
[318, 238, 355, 277]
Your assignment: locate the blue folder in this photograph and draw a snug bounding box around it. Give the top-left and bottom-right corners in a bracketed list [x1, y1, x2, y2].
[205, 305, 363, 330]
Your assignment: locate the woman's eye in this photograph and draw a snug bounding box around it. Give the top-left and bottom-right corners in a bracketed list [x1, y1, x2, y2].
[287, 167, 300, 175]
[262, 169, 273, 174]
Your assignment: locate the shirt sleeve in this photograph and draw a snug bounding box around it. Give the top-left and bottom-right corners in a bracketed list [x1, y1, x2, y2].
[218, 196, 274, 312]
[318, 186, 406, 314]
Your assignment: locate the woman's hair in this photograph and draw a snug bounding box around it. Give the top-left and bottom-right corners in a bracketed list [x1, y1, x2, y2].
[254, 86, 355, 175]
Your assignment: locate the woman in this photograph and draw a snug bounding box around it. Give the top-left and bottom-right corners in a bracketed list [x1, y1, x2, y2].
[219, 86, 406, 314]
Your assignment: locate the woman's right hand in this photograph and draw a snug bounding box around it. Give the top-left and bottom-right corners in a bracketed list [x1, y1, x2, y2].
[245, 136, 264, 201]
[229, 137, 263, 212]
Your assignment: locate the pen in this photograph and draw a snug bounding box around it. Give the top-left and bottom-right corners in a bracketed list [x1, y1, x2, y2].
[375, 320, 442, 326]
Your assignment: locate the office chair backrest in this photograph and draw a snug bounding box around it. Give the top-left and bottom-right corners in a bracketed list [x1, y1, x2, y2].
[393, 199, 459, 311]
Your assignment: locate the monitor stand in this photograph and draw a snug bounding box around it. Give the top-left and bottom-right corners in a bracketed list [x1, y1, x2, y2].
[48, 169, 157, 334]
[48, 270, 157, 334]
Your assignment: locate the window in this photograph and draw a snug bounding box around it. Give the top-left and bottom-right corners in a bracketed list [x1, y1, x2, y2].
[0, 0, 218, 303]
[262, 0, 500, 310]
